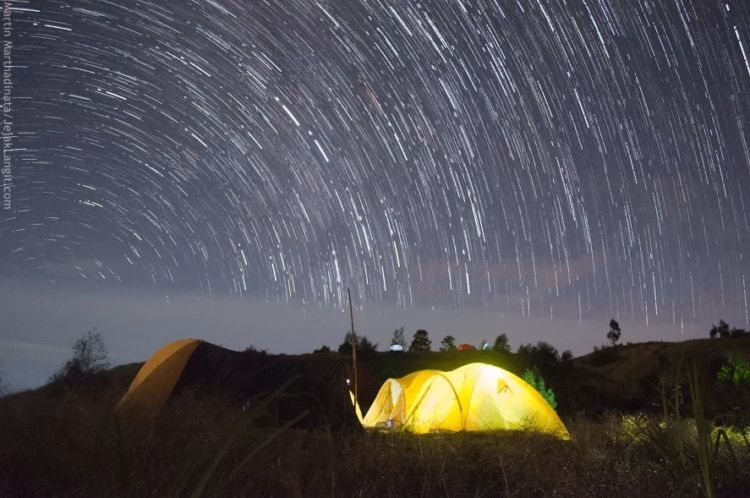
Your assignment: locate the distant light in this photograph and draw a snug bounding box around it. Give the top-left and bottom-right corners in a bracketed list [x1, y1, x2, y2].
[390, 344, 404, 352]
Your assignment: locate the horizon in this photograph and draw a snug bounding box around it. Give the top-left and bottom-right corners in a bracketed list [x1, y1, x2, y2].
[0, 278, 715, 391]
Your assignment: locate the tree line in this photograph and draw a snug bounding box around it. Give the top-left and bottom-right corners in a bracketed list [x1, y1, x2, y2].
[313, 327, 574, 362]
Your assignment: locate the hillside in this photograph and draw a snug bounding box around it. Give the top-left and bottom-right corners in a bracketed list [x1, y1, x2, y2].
[5, 335, 749, 423]
[2, 336, 750, 497]
[562, 336, 750, 416]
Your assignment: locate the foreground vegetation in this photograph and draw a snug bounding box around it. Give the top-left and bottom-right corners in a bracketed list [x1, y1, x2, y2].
[1, 371, 750, 497]
[3, 334, 750, 496]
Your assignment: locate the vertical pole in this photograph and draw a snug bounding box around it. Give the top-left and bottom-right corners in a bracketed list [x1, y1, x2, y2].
[348, 287, 358, 405]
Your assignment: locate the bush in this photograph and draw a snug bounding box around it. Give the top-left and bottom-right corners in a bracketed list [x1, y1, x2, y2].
[522, 367, 557, 410]
[717, 354, 750, 387]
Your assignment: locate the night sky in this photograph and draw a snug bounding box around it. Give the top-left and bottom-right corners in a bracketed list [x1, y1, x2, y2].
[2, 0, 750, 388]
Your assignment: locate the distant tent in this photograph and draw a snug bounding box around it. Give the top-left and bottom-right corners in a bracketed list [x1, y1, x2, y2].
[356, 363, 569, 438]
[115, 339, 359, 429]
[457, 343, 477, 351]
[116, 338, 201, 419]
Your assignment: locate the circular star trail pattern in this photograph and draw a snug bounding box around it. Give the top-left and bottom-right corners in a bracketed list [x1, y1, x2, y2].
[5, 0, 750, 327]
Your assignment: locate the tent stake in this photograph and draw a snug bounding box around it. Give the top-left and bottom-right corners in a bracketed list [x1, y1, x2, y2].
[348, 288, 358, 406]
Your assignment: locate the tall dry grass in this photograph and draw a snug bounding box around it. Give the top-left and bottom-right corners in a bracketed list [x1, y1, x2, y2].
[2, 382, 750, 497]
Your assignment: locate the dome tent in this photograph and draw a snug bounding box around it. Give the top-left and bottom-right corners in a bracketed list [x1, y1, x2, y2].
[356, 363, 569, 438]
[116, 338, 202, 419]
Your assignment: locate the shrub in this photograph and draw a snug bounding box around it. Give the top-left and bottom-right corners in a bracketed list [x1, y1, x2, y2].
[522, 367, 557, 410]
[717, 354, 750, 387]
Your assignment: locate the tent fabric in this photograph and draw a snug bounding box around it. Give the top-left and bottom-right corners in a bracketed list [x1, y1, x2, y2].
[357, 363, 569, 438]
[115, 338, 201, 421]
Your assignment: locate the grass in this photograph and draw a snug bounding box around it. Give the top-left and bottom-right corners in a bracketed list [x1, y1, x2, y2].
[2, 382, 750, 497]
[4, 338, 750, 497]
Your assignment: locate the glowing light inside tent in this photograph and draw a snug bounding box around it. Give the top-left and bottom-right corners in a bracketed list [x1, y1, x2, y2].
[353, 363, 569, 439]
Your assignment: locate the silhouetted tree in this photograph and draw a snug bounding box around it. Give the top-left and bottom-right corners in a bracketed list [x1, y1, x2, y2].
[440, 335, 457, 351]
[561, 350, 574, 362]
[312, 345, 331, 353]
[49, 328, 109, 384]
[359, 336, 378, 354]
[517, 341, 560, 368]
[607, 319, 621, 346]
[534, 341, 560, 363]
[390, 327, 406, 348]
[338, 332, 378, 355]
[710, 319, 730, 338]
[493, 333, 511, 353]
[409, 329, 432, 352]
[710, 319, 748, 338]
[338, 332, 355, 354]
[517, 343, 532, 356]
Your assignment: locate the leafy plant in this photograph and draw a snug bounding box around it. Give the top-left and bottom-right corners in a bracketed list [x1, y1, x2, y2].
[522, 367, 557, 410]
[717, 355, 750, 387]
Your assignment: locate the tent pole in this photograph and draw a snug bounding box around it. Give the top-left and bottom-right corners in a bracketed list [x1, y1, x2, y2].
[348, 288, 358, 406]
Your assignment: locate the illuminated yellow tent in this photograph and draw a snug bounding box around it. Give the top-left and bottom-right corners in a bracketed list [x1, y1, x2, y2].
[115, 338, 202, 421]
[356, 363, 569, 438]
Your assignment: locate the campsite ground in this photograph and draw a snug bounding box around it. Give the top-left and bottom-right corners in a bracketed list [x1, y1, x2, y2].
[2, 337, 750, 497]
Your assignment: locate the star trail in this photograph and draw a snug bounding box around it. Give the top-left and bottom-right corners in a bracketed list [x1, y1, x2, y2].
[3, 0, 750, 331]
